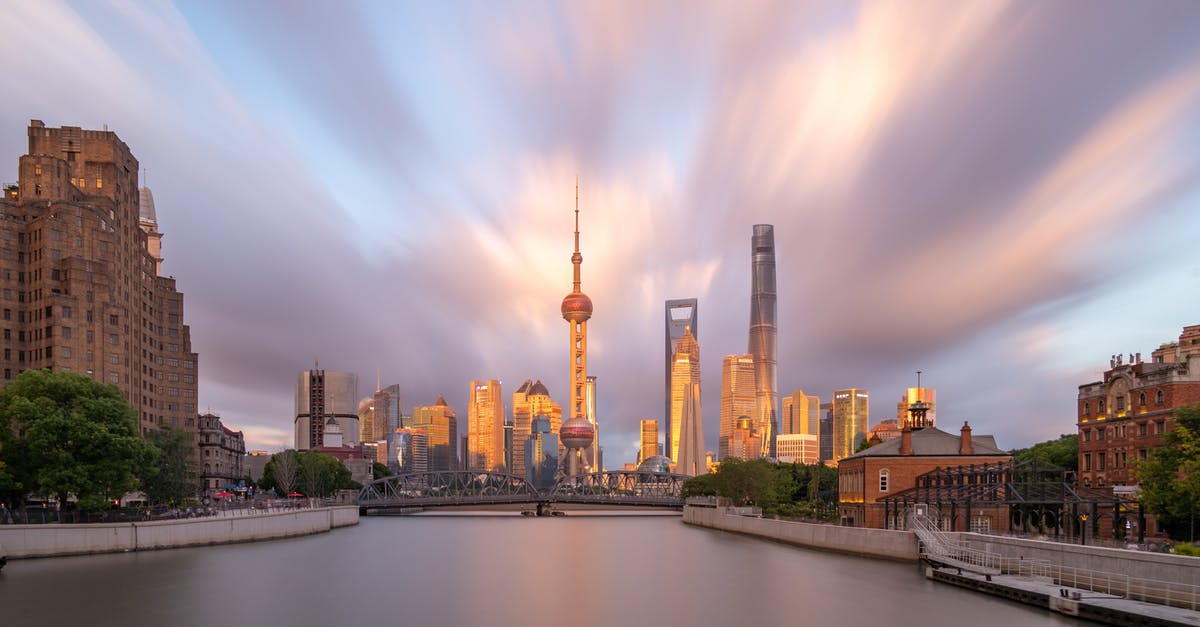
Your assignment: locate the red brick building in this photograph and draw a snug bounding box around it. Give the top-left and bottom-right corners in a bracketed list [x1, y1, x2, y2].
[838, 422, 1011, 529]
[1077, 325, 1200, 492]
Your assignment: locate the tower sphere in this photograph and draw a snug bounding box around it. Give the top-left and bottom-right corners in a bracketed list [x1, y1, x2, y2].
[561, 292, 593, 320]
[560, 416, 595, 449]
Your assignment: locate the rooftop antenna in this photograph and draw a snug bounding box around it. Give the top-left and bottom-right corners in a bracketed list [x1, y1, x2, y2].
[916, 370, 922, 389]
[377, 368, 382, 393]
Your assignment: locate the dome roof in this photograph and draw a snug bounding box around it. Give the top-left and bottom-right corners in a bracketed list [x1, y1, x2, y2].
[638, 455, 672, 473]
[559, 417, 594, 448]
[528, 379, 550, 397]
[138, 187, 157, 224]
[561, 292, 593, 319]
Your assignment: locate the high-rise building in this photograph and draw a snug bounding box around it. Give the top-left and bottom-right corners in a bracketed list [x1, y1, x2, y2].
[295, 367, 358, 450]
[665, 298, 697, 460]
[559, 183, 595, 476]
[639, 419, 659, 463]
[524, 416, 559, 490]
[387, 427, 428, 474]
[832, 388, 869, 461]
[719, 354, 756, 459]
[776, 433, 818, 465]
[728, 416, 758, 461]
[510, 379, 562, 478]
[0, 120, 198, 439]
[748, 224, 779, 458]
[467, 379, 504, 471]
[584, 374, 601, 472]
[412, 394, 459, 471]
[819, 404, 833, 463]
[669, 328, 700, 463]
[677, 382, 705, 476]
[357, 396, 376, 443]
[783, 390, 821, 436]
[374, 384, 403, 439]
[896, 387, 936, 428]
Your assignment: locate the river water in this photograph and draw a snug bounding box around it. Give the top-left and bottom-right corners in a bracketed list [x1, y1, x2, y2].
[1, 513, 1076, 627]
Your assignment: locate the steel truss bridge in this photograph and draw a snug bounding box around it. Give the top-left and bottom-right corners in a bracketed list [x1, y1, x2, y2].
[357, 470, 689, 512]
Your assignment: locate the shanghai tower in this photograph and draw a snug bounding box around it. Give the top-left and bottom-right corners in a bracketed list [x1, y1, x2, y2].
[748, 224, 778, 458]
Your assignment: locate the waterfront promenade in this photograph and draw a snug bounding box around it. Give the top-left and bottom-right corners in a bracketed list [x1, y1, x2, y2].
[0, 505, 359, 559]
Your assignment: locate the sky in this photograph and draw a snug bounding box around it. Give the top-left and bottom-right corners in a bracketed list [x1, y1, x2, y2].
[2, 0, 1199, 461]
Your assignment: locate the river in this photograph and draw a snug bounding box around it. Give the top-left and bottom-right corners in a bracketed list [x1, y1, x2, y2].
[0, 513, 1077, 626]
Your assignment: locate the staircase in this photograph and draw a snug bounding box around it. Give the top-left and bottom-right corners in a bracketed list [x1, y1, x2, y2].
[908, 504, 1002, 575]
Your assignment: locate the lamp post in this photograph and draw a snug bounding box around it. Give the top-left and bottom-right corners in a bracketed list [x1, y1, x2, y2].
[1080, 513, 1089, 546]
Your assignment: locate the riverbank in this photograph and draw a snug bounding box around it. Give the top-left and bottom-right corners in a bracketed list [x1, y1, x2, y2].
[0, 505, 359, 558]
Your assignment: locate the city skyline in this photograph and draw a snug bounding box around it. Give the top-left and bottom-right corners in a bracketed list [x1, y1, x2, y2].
[3, 3, 1200, 457]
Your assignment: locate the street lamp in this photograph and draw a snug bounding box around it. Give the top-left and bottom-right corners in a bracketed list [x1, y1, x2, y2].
[1080, 513, 1089, 546]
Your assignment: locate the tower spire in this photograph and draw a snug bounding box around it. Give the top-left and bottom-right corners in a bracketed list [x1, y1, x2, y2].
[572, 176, 582, 292]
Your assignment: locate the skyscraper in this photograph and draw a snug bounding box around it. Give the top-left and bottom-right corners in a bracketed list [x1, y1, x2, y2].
[783, 390, 821, 436]
[748, 224, 778, 458]
[664, 298, 697, 460]
[560, 183, 595, 476]
[669, 327, 700, 463]
[677, 382, 704, 476]
[584, 375, 601, 472]
[719, 354, 756, 459]
[0, 120, 198, 438]
[524, 416, 559, 490]
[819, 403, 833, 463]
[374, 384, 404, 438]
[832, 388, 869, 461]
[467, 378, 504, 471]
[412, 395, 459, 471]
[639, 419, 659, 463]
[295, 367, 359, 450]
[896, 387, 936, 428]
[510, 379, 562, 478]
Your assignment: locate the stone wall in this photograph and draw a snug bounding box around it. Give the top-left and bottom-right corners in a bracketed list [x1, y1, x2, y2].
[683, 505, 919, 560]
[957, 533, 1200, 587]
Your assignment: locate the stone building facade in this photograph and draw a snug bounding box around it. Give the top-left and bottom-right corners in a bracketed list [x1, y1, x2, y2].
[198, 413, 245, 494]
[0, 120, 198, 437]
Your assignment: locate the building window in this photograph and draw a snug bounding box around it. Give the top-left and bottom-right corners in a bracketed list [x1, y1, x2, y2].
[1140, 449, 1148, 461]
[1099, 399, 1106, 412]
[878, 469, 889, 493]
[1097, 428, 1105, 442]
[1082, 402, 1089, 416]
[1083, 453, 1091, 471]
[1138, 392, 1146, 407]
[1082, 429, 1090, 443]
[1116, 396, 1125, 412]
[1155, 420, 1166, 435]
[1098, 454, 1106, 471]
[109, 353, 119, 364]
[1139, 422, 1147, 437]
[1156, 389, 1165, 405]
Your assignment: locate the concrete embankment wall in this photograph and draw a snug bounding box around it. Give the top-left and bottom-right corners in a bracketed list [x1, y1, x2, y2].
[683, 506, 919, 560]
[956, 533, 1200, 587]
[0, 506, 359, 559]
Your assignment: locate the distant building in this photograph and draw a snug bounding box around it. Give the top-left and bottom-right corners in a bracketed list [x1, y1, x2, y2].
[524, 416, 559, 490]
[295, 367, 358, 450]
[832, 389, 869, 461]
[374, 384, 403, 439]
[511, 379, 562, 478]
[412, 395, 459, 471]
[867, 419, 902, 444]
[639, 419, 659, 464]
[776, 433, 818, 465]
[818, 404, 833, 463]
[782, 390, 820, 436]
[244, 450, 270, 483]
[357, 396, 376, 443]
[584, 375, 601, 472]
[677, 382, 705, 476]
[727, 416, 758, 462]
[748, 225, 779, 458]
[665, 299, 698, 465]
[669, 327, 700, 463]
[896, 388, 936, 428]
[198, 413, 245, 494]
[467, 379, 504, 471]
[388, 427, 428, 474]
[720, 354, 756, 459]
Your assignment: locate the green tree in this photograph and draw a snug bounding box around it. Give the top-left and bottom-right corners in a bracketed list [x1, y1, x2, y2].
[0, 370, 155, 511]
[371, 461, 391, 480]
[1010, 433, 1078, 471]
[141, 427, 197, 504]
[1136, 404, 1200, 541]
[680, 471, 718, 498]
[260, 450, 299, 495]
[296, 450, 356, 497]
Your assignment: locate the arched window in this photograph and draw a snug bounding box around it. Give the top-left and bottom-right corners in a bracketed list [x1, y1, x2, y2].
[1139, 392, 1146, 407]
[1083, 402, 1089, 416]
[878, 469, 890, 493]
[1156, 389, 1165, 405]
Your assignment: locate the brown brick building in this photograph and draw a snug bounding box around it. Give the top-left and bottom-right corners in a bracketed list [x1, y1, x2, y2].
[198, 413, 245, 494]
[0, 120, 198, 438]
[838, 422, 1011, 529]
[1077, 325, 1200, 491]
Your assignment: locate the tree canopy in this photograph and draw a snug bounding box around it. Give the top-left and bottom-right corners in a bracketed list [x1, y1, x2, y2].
[1136, 403, 1200, 541]
[1009, 433, 1078, 471]
[141, 426, 198, 504]
[681, 458, 837, 519]
[0, 370, 155, 510]
[260, 450, 358, 497]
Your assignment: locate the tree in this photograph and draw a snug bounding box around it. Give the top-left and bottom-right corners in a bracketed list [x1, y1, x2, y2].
[141, 427, 197, 504]
[0, 370, 155, 511]
[680, 472, 718, 498]
[296, 451, 355, 497]
[260, 450, 299, 495]
[371, 461, 391, 480]
[1010, 434, 1078, 471]
[1136, 403, 1200, 541]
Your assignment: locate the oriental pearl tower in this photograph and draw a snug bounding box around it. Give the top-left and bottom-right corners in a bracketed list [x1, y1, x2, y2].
[560, 180, 595, 476]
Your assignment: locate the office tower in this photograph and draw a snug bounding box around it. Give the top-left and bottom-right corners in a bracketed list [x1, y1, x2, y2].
[295, 367, 358, 450]
[783, 390, 821, 436]
[719, 354, 756, 459]
[357, 396, 376, 443]
[0, 120, 198, 438]
[677, 382, 704, 476]
[639, 419, 659, 463]
[665, 298, 698, 461]
[584, 375, 601, 472]
[467, 379, 504, 471]
[748, 225, 779, 458]
[776, 434, 819, 465]
[669, 327, 700, 463]
[412, 394, 459, 471]
[896, 387, 936, 428]
[524, 416, 559, 490]
[511, 379, 562, 478]
[388, 427, 428, 474]
[819, 403, 833, 462]
[559, 183, 595, 476]
[832, 388, 869, 461]
[504, 417, 513, 472]
[373, 384, 403, 440]
[728, 416, 758, 461]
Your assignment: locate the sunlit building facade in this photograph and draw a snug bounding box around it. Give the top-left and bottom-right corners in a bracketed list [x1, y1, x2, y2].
[719, 353, 756, 460]
[776, 433, 818, 465]
[467, 379, 504, 472]
[388, 427, 428, 474]
[896, 387, 936, 428]
[412, 394, 458, 471]
[677, 382, 705, 476]
[748, 224, 779, 458]
[511, 379, 562, 478]
[665, 298, 698, 462]
[374, 384, 403, 440]
[783, 390, 820, 436]
[295, 368, 358, 450]
[559, 185, 595, 476]
[728, 417, 757, 461]
[669, 328, 700, 463]
[584, 375, 601, 472]
[832, 388, 869, 461]
[639, 419, 659, 463]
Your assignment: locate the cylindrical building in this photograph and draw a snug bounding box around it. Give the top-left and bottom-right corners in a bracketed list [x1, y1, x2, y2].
[748, 224, 778, 458]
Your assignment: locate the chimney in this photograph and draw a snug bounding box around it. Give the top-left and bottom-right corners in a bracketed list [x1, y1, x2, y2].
[959, 421, 974, 455]
[899, 423, 913, 456]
